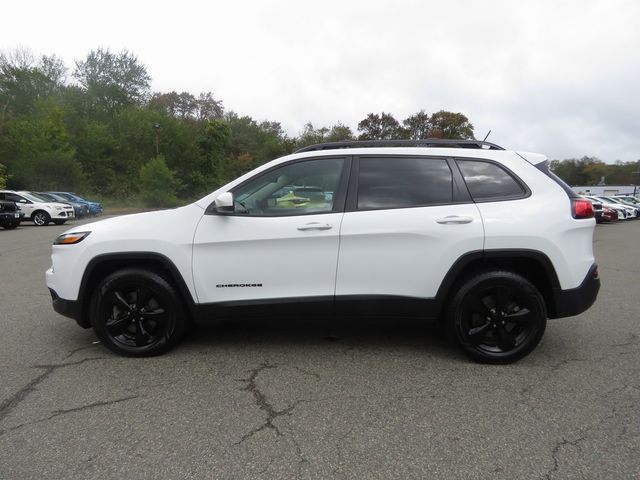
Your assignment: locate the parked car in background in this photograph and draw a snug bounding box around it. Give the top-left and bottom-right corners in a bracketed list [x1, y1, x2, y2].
[595, 196, 639, 218]
[47, 192, 103, 216]
[613, 195, 640, 205]
[600, 206, 618, 223]
[585, 196, 628, 220]
[0, 199, 23, 229]
[36, 192, 89, 219]
[0, 190, 75, 226]
[584, 197, 603, 223]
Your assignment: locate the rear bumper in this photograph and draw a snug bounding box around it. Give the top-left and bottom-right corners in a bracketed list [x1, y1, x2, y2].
[550, 264, 600, 319]
[49, 288, 89, 328]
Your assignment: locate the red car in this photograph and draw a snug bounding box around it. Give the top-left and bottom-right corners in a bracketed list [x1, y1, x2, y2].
[600, 206, 618, 223]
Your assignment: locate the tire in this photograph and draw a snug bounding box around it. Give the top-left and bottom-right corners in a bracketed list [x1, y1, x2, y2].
[32, 210, 51, 226]
[90, 269, 187, 357]
[1, 221, 18, 230]
[446, 271, 547, 364]
[53, 220, 67, 225]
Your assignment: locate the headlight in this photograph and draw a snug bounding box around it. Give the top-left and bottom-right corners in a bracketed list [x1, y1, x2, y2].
[54, 206, 63, 211]
[53, 231, 91, 245]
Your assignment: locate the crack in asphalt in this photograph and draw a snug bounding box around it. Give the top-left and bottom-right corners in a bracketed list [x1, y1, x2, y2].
[63, 342, 101, 359]
[0, 395, 140, 437]
[0, 357, 105, 426]
[544, 437, 584, 480]
[610, 332, 639, 348]
[233, 362, 304, 446]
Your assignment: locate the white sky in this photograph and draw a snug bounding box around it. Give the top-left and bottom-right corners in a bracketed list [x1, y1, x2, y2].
[2, 0, 640, 163]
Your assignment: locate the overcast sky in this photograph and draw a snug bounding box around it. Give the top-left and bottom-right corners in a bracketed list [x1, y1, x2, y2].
[3, 0, 639, 163]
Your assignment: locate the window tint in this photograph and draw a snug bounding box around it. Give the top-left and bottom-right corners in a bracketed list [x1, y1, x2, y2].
[231, 158, 344, 216]
[357, 157, 453, 209]
[457, 160, 525, 200]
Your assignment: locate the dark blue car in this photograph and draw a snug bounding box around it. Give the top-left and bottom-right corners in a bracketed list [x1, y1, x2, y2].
[47, 192, 103, 216]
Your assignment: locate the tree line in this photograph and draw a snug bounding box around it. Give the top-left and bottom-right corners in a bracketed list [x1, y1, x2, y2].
[549, 157, 640, 186]
[0, 48, 478, 206]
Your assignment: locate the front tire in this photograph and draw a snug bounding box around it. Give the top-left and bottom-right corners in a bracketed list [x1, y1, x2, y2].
[32, 210, 50, 226]
[446, 271, 547, 364]
[90, 269, 187, 357]
[1, 221, 19, 230]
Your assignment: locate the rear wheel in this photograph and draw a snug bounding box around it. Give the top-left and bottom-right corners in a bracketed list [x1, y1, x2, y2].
[90, 269, 187, 357]
[447, 271, 547, 364]
[32, 210, 50, 226]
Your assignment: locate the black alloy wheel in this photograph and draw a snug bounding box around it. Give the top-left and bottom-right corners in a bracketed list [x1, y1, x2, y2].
[447, 271, 547, 364]
[91, 269, 186, 357]
[2, 221, 19, 230]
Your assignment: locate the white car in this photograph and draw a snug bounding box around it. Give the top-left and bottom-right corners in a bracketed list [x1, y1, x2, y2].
[0, 190, 75, 226]
[586, 195, 632, 220]
[598, 196, 640, 218]
[46, 139, 600, 364]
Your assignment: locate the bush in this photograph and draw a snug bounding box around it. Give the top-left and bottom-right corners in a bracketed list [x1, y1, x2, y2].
[139, 156, 180, 207]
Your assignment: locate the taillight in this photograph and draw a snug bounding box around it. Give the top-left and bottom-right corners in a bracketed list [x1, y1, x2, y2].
[572, 199, 594, 219]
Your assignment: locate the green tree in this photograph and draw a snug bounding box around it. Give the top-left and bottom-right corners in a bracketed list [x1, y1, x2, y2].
[403, 110, 432, 139]
[73, 48, 151, 112]
[0, 163, 7, 189]
[139, 155, 179, 207]
[357, 112, 406, 140]
[429, 110, 474, 139]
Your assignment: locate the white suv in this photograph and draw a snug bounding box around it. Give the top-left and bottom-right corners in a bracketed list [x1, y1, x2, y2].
[0, 190, 75, 226]
[46, 140, 600, 363]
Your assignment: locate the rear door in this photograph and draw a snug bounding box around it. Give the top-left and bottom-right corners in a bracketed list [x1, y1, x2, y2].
[335, 155, 484, 315]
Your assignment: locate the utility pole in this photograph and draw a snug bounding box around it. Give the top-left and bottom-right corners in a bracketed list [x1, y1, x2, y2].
[153, 123, 160, 157]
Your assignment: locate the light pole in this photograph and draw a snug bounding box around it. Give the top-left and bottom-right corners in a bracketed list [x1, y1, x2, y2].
[153, 123, 160, 157]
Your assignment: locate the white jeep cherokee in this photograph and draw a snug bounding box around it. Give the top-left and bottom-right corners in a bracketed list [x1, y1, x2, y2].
[46, 140, 600, 363]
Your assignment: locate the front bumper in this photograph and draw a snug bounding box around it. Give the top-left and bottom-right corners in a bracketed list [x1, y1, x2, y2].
[49, 288, 88, 328]
[550, 264, 600, 319]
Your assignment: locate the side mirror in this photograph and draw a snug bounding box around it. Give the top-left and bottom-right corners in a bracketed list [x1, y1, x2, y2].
[213, 192, 234, 213]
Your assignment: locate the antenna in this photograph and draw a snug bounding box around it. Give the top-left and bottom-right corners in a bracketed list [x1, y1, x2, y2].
[482, 130, 492, 142]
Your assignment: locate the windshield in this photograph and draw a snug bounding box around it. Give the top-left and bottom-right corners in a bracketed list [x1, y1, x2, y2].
[20, 192, 48, 203]
[36, 192, 58, 202]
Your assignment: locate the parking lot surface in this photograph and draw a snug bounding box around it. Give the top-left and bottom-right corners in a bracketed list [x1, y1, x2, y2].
[0, 217, 638, 479]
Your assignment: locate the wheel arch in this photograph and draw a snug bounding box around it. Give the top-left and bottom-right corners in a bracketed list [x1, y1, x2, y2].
[435, 249, 562, 320]
[76, 252, 196, 328]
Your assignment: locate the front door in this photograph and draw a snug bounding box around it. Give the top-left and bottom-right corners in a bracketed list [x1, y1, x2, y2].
[192, 156, 349, 314]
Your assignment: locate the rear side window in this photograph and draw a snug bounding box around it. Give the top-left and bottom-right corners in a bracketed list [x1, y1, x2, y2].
[357, 157, 453, 209]
[457, 160, 526, 200]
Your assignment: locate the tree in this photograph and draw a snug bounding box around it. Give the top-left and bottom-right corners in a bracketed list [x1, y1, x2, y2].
[0, 163, 7, 189]
[139, 155, 179, 207]
[0, 49, 67, 118]
[402, 110, 432, 139]
[357, 112, 405, 140]
[73, 48, 151, 111]
[196, 92, 224, 121]
[429, 110, 474, 139]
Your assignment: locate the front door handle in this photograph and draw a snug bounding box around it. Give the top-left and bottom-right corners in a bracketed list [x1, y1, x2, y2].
[436, 215, 474, 224]
[297, 222, 333, 231]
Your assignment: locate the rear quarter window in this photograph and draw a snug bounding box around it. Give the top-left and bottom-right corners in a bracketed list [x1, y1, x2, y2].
[457, 159, 527, 201]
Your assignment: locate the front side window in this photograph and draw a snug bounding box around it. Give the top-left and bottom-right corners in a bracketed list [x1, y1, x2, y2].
[357, 157, 453, 209]
[457, 160, 526, 200]
[231, 158, 344, 216]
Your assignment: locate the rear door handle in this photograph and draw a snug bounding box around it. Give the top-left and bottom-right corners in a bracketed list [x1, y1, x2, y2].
[297, 222, 333, 231]
[436, 215, 474, 225]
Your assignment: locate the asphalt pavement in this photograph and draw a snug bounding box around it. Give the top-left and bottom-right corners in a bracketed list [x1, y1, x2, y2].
[0, 215, 638, 479]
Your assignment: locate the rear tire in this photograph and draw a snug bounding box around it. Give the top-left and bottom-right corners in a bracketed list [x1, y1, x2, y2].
[446, 271, 547, 364]
[90, 269, 187, 357]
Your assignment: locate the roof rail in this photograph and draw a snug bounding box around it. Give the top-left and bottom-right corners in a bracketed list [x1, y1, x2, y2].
[294, 139, 505, 153]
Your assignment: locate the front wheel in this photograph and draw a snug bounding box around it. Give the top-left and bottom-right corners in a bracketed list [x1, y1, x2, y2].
[32, 211, 50, 226]
[1, 221, 19, 230]
[90, 269, 187, 357]
[446, 271, 547, 364]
